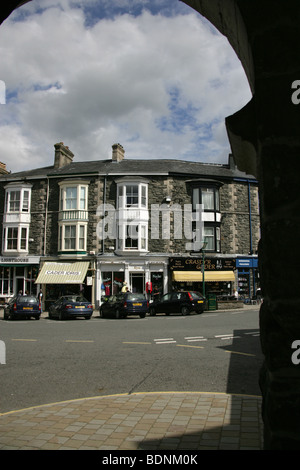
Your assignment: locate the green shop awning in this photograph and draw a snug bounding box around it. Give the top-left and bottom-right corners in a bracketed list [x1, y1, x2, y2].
[36, 261, 89, 284]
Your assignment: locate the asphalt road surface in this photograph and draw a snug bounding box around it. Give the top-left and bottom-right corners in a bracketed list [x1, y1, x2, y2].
[0, 306, 263, 413]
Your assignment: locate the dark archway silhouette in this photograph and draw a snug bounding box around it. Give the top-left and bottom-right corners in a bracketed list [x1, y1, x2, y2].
[2, 0, 300, 449]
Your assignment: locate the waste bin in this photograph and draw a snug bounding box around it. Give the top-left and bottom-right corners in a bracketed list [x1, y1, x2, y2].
[207, 294, 217, 311]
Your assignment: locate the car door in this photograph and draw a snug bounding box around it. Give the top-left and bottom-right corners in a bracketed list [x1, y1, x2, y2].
[156, 293, 172, 314]
[103, 296, 117, 317]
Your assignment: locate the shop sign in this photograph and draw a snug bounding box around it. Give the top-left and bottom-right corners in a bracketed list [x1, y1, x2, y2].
[169, 257, 235, 271]
[236, 258, 258, 268]
[0, 256, 40, 264]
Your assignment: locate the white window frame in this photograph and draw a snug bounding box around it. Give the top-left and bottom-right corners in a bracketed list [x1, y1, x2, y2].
[58, 223, 87, 253]
[2, 225, 29, 253]
[59, 182, 88, 212]
[58, 180, 89, 254]
[5, 187, 31, 213]
[115, 179, 149, 253]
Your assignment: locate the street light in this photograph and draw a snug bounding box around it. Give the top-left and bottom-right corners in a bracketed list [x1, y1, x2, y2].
[201, 240, 208, 298]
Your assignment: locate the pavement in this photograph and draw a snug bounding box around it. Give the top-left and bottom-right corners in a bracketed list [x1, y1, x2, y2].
[0, 392, 263, 450]
[0, 303, 264, 451]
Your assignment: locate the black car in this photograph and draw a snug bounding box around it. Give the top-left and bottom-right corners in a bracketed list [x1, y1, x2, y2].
[4, 295, 41, 320]
[49, 295, 93, 320]
[99, 293, 149, 319]
[149, 291, 206, 316]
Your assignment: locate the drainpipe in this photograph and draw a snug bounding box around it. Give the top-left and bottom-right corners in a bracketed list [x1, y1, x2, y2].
[43, 177, 49, 256]
[248, 180, 255, 297]
[102, 175, 107, 254]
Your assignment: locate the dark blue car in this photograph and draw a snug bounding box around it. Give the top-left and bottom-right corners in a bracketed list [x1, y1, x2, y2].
[49, 295, 93, 320]
[99, 293, 149, 319]
[4, 295, 41, 320]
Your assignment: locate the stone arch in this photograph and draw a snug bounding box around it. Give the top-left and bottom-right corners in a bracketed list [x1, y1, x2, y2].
[2, 0, 300, 449]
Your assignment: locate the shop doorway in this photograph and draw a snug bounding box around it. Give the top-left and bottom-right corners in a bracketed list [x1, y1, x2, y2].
[130, 273, 145, 294]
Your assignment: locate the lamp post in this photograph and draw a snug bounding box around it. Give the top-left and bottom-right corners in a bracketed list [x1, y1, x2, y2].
[201, 241, 208, 298]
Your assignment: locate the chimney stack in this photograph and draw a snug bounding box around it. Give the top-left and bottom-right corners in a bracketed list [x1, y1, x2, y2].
[112, 143, 125, 162]
[0, 161, 9, 174]
[54, 142, 74, 169]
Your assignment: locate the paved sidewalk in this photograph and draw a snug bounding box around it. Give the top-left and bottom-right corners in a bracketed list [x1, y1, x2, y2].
[0, 392, 263, 450]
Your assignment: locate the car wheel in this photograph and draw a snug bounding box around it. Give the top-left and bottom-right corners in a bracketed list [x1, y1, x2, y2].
[181, 306, 190, 316]
[115, 309, 121, 319]
[139, 313, 146, 318]
[3, 311, 8, 320]
[149, 307, 156, 316]
[84, 316, 91, 320]
[59, 311, 65, 321]
[34, 315, 40, 320]
[99, 309, 105, 318]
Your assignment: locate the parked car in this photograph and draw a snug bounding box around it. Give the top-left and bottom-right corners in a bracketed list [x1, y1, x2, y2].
[4, 295, 41, 320]
[149, 291, 206, 316]
[99, 293, 149, 319]
[49, 295, 93, 320]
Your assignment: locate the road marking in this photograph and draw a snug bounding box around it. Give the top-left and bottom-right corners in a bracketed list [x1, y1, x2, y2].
[185, 336, 207, 342]
[65, 340, 94, 343]
[215, 334, 234, 338]
[123, 342, 152, 345]
[11, 339, 37, 342]
[225, 350, 256, 357]
[176, 344, 204, 349]
[154, 338, 176, 344]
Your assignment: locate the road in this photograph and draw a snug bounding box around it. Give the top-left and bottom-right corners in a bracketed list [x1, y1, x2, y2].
[0, 306, 263, 413]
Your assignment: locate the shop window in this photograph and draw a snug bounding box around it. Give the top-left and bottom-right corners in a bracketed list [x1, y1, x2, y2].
[101, 271, 125, 299]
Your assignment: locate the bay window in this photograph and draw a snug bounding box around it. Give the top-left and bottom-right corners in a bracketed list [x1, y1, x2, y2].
[115, 178, 149, 253]
[58, 180, 89, 254]
[2, 183, 32, 255]
[192, 184, 221, 253]
[3, 225, 29, 253]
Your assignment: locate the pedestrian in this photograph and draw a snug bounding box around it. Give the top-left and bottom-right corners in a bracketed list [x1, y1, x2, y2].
[256, 287, 262, 304]
[38, 290, 43, 313]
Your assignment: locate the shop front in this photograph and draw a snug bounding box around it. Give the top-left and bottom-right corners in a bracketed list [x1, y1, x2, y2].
[35, 260, 91, 311]
[169, 257, 236, 298]
[97, 256, 168, 306]
[0, 256, 40, 304]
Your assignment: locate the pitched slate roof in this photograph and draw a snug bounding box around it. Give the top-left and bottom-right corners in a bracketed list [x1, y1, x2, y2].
[0, 157, 257, 182]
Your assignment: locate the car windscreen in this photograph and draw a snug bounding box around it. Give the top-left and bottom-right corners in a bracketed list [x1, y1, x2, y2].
[126, 294, 145, 301]
[189, 292, 204, 300]
[17, 296, 38, 303]
[63, 296, 88, 302]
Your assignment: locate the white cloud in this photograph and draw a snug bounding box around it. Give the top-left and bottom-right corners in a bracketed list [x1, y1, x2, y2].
[0, 1, 252, 172]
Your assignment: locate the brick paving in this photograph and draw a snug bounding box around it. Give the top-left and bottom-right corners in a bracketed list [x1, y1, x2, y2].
[0, 392, 263, 450]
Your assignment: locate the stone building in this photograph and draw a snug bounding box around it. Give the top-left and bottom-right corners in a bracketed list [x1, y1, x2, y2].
[0, 142, 260, 308]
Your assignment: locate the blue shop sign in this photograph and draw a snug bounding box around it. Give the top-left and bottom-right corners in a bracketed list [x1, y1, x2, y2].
[236, 258, 258, 268]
